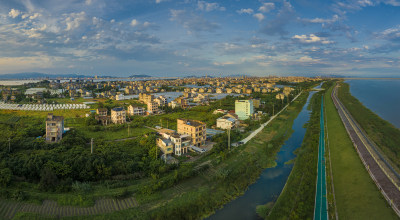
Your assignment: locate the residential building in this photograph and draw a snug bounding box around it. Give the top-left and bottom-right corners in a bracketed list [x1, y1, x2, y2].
[235, 100, 254, 120]
[46, 113, 64, 143]
[139, 93, 154, 104]
[96, 108, 108, 116]
[175, 97, 188, 109]
[154, 96, 167, 106]
[111, 107, 126, 124]
[170, 133, 190, 156]
[127, 105, 145, 115]
[157, 138, 173, 156]
[147, 100, 159, 114]
[216, 116, 239, 130]
[252, 99, 261, 108]
[168, 101, 181, 109]
[177, 119, 206, 147]
[276, 93, 285, 100]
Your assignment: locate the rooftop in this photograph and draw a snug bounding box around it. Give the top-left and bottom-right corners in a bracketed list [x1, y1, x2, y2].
[112, 107, 125, 111]
[46, 113, 64, 122]
[178, 118, 205, 127]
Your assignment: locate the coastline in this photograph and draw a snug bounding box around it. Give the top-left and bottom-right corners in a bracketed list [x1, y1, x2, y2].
[338, 82, 400, 173]
[344, 79, 400, 129]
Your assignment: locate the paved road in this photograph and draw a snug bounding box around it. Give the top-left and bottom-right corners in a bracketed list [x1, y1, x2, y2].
[314, 96, 328, 220]
[240, 91, 303, 144]
[332, 85, 400, 217]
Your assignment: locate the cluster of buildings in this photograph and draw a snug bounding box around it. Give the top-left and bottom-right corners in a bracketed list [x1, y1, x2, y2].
[139, 93, 167, 114]
[1, 76, 316, 104]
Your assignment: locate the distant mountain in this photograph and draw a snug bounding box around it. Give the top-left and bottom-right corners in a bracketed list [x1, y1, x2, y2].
[129, 74, 152, 78]
[0, 72, 88, 79]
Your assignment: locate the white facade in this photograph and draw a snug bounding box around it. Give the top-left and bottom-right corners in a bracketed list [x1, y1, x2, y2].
[216, 117, 238, 129]
[235, 100, 254, 120]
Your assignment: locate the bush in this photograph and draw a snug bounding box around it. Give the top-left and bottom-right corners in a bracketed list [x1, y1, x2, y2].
[0, 168, 12, 187]
[72, 181, 92, 193]
[11, 190, 28, 201]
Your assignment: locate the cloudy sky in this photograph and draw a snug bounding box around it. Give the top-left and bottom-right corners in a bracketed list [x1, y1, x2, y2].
[0, 0, 399, 77]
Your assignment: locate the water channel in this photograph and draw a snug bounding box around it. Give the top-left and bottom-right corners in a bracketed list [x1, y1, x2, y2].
[209, 89, 318, 220]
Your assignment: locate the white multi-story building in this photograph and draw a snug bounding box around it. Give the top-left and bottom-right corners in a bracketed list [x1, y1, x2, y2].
[235, 100, 254, 120]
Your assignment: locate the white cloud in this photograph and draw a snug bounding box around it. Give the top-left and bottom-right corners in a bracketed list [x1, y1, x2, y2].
[143, 21, 151, 27]
[197, 1, 225, 12]
[85, 0, 93, 5]
[303, 15, 339, 24]
[237, 8, 254, 14]
[29, 13, 40, 20]
[298, 56, 318, 62]
[254, 13, 265, 22]
[9, 9, 21, 18]
[213, 61, 236, 66]
[292, 34, 334, 44]
[131, 19, 139, 27]
[65, 11, 86, 31]
[259, 3, 275, 13]
[155, 0, 167, 3]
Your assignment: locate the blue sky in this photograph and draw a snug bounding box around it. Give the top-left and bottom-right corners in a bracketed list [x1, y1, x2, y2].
[0, 0, 399, 77]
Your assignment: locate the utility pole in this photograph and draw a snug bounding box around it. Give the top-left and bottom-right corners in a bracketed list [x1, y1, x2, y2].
[8, 138, 11, 153]
[227, 128, 231, 151]
[128, 124, 130, 136]
[272, 104, 275, 116]
[160, 119, 162, 128]
[167, 120, 169, 129]
[91, 138, 94, 154]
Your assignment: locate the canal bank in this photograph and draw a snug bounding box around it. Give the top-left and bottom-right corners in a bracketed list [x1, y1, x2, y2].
[209, 90, 318, 220]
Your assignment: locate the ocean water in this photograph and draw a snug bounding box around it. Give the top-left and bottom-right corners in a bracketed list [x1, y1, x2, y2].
[345, 79, 400, 129]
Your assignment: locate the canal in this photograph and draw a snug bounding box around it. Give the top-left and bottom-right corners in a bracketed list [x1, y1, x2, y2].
[208, 90, 317, 220]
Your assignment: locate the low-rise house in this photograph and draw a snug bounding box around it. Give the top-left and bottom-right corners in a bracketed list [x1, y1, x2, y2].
[147, 100, 159, 115]
[177, 119, 206, 147]
[216, 116, 239, 130]
[168, 101, 181, 109]
[170, 134, 191, 156]
[276, 93, 285, 100]
[111, 107, 126, 124]
[46, 113, 64, 143]
[127, 105, 145, 115]
[154, 96, 167, 106]
[252, 99, 261, 108]
[157, 138, 173, 156]
[213, 109, 227, 114]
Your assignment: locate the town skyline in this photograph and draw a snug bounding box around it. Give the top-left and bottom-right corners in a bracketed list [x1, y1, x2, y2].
[0, 0, 400, 77]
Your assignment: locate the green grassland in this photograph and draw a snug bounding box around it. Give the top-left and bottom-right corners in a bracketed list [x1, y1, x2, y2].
[325, 83, 397, 219]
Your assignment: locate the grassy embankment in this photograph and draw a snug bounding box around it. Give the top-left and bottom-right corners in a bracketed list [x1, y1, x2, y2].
[324, 82, 397, 219]
[258, 89, 321, 220]
[11, 91, 311, 219]
[337, 82, 400, 173]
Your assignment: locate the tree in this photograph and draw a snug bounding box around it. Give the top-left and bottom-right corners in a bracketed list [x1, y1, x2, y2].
[39, 168, 59, 191]
[0, 168, 12, 187]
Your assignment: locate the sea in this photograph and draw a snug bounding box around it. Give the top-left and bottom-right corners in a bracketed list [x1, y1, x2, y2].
[345, 79, 400, 129]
